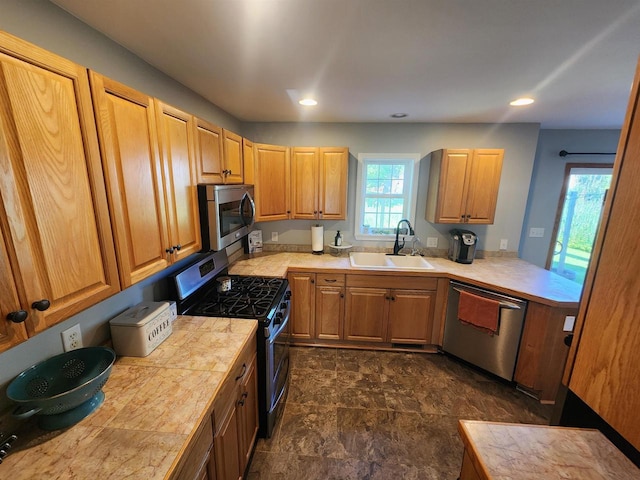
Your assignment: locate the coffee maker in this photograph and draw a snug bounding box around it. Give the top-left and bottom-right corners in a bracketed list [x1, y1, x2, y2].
[448, 229, 478, 264]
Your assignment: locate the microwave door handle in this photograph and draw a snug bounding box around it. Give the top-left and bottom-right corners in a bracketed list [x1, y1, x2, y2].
[240, 192, 256, 227]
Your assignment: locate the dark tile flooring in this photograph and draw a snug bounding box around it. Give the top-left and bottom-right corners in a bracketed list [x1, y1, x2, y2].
[247, 347, 552, 480]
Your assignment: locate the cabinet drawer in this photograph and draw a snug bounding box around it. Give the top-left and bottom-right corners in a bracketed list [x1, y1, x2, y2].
[316, 273, 345, 286]
[213, 335, 256, 430]
[347, 274, 437, 290]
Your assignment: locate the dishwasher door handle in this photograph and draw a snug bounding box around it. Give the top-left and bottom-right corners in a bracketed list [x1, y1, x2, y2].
[453, 287, 522, 310]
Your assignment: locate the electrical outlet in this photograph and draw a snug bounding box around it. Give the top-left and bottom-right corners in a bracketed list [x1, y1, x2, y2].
[426, 237, 438, 248]
[529, 227, 545, 238]
[61, 324, 83, 352]
[271, 232, 278, 242]
[499, 239, 508, 250]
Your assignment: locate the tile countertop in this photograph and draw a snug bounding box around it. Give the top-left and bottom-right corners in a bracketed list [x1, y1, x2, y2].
[1, 316, 257, 480]
[229, 252, 583, 308]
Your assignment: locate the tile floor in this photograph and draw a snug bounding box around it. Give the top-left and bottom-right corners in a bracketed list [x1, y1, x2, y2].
[247, 346, 552, 480]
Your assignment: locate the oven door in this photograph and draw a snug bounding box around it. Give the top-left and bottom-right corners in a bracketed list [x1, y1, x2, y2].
[266, 302, 290, 427]
[199, 184, 255, 251]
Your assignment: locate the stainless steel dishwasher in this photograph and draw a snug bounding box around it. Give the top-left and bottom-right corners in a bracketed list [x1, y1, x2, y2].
[443, 281, 527, 381]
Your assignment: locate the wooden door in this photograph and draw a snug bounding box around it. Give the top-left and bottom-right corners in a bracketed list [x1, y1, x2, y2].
[0, 35, 119, 334]
[194, 118, 224, 184]
[432, 149, 471, 223]
[291, 147, 319, 219]
[242, 138, 254, 185]
[253, 143, 290, 221]
[222, 129, 243, 184]
[465, 149, 503, 224]
[0, 228, 28, 352]
[236, 355, 258, 473]
[289, 272, 315, 340]
[214, 397, 242, 480]
[344, 287, 389, 342]
[155, 100, 201, 262]
[315, 286, 344, 340]
[319, 147, 348, 220]
[90, 72, 171, 287]
[387, 289, 434, 344]
[566, 59, 640, 450]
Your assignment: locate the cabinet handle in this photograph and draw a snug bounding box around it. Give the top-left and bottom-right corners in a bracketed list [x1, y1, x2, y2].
[173, 244, 182, 251]
[31, 299, 50, 311]
[310, 279, 315, 284]
[324, 279, 337, 283]
[166, 247, 174, 254]
[391, 296, 396, 301]
[238, 391, 248, 407]
[235, 363, 247, 381]
[340, 293, 344, 298]
[319, 211, 323, 214]
[313, 210, 318, 214]
[7, 310, 28, 323]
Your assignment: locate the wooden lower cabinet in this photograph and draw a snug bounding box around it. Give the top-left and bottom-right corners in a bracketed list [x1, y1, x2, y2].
[316, 285, 345, 340]
[213, 343, 258, 480]
[289, 272, 316, 340]
[513, 302, 576, 403]
[344, 275, 438, 345]
[175, 419, 215, 480]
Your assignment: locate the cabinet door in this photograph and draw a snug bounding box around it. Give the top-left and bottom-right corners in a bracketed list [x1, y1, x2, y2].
[222, 129, 243, 184]
[90, 72, 172, 287]
[155, 100, 201, 262]
[194, 118, 224, 184]
[316, 286, 344, 340]
[0, 229, 28, 352]
[0, 37, 119, 334]
[291, 147, 319, 219]
[236, 354, 258, 474]
[387, 289, 434, 344]
[253, 143, 290, 221]
[344, 287, 389, 342]
[430, 149, 471, 223]
[242, 138, 254, 185]
[319, 147, 348, 220]
[289, 272, 315, 340]
[214, 396, 242, 480]
[465, 149, 503, 224]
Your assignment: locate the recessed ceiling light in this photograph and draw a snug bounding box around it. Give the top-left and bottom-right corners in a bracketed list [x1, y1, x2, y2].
[298, 98, 318, 106]
[390, 113, 408, 118]
[510, 97, 535, 106]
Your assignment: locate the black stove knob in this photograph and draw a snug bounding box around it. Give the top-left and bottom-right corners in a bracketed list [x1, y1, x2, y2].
[285, 291, 292, 300]
[274, 312, 283, 324]
[280, 302, 287, 310]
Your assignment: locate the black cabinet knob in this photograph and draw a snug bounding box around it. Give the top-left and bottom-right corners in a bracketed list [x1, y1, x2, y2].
[7, 310, 28, 323]
[173, 244, 182, 251]
[31, 299, 50, 311]
[166, 247, 174, 254]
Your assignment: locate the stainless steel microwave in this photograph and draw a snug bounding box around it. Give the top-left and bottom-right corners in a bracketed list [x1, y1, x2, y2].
[198, 184, 255, 251]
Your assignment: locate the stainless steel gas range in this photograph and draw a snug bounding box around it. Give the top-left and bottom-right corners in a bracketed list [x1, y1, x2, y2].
[169, 250, 290, 438]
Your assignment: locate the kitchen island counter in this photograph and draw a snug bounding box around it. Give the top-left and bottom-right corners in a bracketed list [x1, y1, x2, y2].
[1, 315, 257, 480]
[228, 252, 582, 308]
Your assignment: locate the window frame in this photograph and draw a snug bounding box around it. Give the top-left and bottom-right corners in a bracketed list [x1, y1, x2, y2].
[354, 153, 421, 241]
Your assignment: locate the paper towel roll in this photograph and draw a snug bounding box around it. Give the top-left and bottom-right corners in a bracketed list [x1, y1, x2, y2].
[311, 225, 324, 254]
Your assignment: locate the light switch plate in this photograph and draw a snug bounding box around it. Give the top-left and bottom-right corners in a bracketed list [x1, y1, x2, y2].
[271, 232, 278, 242]
[426, 237, 438, 248]
[529, 227, 545, 238]
[563, 315, 576, 332]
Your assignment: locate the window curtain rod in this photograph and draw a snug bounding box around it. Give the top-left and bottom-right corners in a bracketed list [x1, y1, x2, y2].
[558, 150, 616, 157]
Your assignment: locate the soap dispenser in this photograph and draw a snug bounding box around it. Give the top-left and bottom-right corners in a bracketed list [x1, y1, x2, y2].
[334, 230, 342, 246]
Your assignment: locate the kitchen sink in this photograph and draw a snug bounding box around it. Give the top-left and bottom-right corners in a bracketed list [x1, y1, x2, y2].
[349, 252, 435, 270]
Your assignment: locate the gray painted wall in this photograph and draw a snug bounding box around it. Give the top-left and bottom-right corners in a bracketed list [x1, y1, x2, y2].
[242, 122, 540, 254]
[519, 129, 621, 267]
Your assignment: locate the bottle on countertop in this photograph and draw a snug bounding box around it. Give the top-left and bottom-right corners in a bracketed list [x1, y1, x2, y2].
[334, 230, 342, 246]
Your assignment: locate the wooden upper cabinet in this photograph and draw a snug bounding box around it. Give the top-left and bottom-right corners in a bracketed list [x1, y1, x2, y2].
[194, 118, 224, 184]
[426, 148, 503, 224]
[0, 32, 119, 336]
[242, 138, 254, 185]
[565, 59, 640, 451]
[154, 100, 201, 262]
[0, 228, 29, 353]
[291, 147, 319, 219]
[291, 147, 348, 220]
[252, 143, 291, 221]
[222, 129, 244, 184]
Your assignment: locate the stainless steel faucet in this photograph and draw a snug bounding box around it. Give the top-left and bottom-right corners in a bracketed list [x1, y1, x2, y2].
[390, 219, 414, 255]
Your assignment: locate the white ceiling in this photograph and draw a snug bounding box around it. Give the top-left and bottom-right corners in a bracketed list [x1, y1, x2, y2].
[51, 0, 640, 128]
